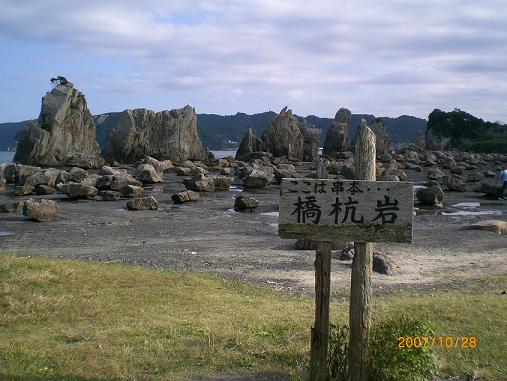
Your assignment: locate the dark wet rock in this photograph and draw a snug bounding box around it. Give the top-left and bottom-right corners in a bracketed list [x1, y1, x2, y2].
[0, 201, 24, 213]
[190, 166, 209, 176]
[474, 183, 501, 197]
[340, 164, 355, 180]
[444, 175, 465, 192]
[102, 105, 206, 163]
[14, 80, 103, 168]
[35, 185, 56, 195]
[450, 166, 466, 175]
[240, 151, 273, 163]
[119, 185, 143, 198]
[261, 107, 305, 160]
[99, 190, 122, 201]
[174, 167, 192, 176]
[337, 242, 355, 260]
[416, 187, 441, 206]
[234, 195, 259, 211]
[95, 175, 115, 190]
[58, 182, 98, 199]
[183, 174, 215, 192]
[136, 164, 163, 184]
[171, 190, 200, 204]
[427, 168, 446, 180]
[243, 169, 273, 189]
[235, 129, 266, 160]
[323, 108, 351, 156]
[23, 199, 59, 222]
[466, 172, 485, 182]
[373, 251, 395, 275]
[126, 196, 158, 210]
[68, 167, 88, 182]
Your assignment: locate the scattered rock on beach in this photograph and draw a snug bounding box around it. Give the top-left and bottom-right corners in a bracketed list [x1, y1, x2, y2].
[34, 185, 56, 195]
[373, 251, 396, 275]
[243, 169, 273, 189]
[23, 199, 60, 222]
[136, 164, 163, 184]
[0, 201, 24, 213]
[171, 190, 200, 204]
[13, 185, 34, 196]
[58, 182, 98, 199]
[463, 220, 507, 235]
[119, 185, 143, 198]
[99, 190, 122, 201]
[127, 196, 158, 210]
[184, 174, 215, 192]
[234, 195, 259, 211]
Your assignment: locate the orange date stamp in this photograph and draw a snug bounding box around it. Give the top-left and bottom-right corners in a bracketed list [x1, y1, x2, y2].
[397, 336, 477, 349]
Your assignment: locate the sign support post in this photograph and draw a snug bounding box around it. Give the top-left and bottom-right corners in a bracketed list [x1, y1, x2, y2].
[348, 122, 376, 381]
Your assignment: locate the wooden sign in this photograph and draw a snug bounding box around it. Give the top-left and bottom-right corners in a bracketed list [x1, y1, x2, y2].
[279, 179, 413, 243]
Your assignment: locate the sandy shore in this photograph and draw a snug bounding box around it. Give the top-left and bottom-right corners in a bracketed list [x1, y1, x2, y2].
[1, 162, 506, 297]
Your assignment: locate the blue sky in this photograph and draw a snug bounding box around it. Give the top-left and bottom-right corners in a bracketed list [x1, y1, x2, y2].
[0, 0, 506, 123]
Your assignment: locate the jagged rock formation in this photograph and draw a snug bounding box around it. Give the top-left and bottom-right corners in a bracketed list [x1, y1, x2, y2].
[322, 108, 351, 156]
[102, 106, 206, 163]
[235, 129, 266, 160]
[261, 107, 305, 161]
[296, 117, 321, 161]
[14, 80, 103, 168]
[371, 118, 391, 156]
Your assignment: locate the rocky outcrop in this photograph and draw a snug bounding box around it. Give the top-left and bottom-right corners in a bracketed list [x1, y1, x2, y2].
[14, 80, 103, 168]
[323, 108, 351, 157]
[235, 129, 266, 160]
[297, 117, 321, 161]
[371, 118, 390, 156]
[102, 106, 206, 163]
[261, 107, 304, 161]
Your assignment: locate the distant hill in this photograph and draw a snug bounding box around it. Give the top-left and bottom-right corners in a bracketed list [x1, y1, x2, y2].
[0, 111, 427, 151]
[0, 120, 32, 150]
[427, 108, 507, 153]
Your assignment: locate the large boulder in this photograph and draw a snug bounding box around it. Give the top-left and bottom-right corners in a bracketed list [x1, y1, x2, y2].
[126, 196, 158, 210]
[135, 164, 163, 184]
[14, 79, 103, 168]
[234, 195, 259, 211]
[322, 108, 351, 156]
[23, 199, 59, 222]
[261, 107, 305, 161]
[102, 106, 206, 163]
[171, 190, 200, 204]
[416, 186, 442, 206]
[243, 168, 273, 189]
[183, 174, 216, 192]
[235, 129, 266, 160]
[57, 182, 98, 199]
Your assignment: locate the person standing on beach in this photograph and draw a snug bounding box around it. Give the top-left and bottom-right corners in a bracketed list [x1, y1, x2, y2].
[500, 167, 507, 200]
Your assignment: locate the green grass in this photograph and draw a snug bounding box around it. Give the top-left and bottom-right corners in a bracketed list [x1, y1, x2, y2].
[0, 255, 505, 380]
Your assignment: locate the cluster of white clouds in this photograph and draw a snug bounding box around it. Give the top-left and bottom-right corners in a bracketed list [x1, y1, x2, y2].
[0, 0, 506, 121]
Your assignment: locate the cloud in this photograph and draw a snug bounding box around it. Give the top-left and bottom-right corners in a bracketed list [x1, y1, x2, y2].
[0, 0, 506, 122]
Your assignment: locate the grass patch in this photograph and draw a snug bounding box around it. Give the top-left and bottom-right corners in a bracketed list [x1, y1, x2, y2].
[0, 255, 505, 380]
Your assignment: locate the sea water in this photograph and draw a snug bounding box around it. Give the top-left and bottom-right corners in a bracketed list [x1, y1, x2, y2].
[0, 151, 15, 163]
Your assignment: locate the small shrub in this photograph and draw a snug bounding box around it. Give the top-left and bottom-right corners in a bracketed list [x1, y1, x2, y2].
[329, 323, 349, 380]
[328, 315, 437, 381]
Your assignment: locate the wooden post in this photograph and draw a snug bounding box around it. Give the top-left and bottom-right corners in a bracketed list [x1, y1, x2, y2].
[348, 121, 376, 381]
[310, 240, 332, 381]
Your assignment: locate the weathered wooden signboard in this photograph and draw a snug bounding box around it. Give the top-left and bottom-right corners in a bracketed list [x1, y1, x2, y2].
[279, 179, 413, 243]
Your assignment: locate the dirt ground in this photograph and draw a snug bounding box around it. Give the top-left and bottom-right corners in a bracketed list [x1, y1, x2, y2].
[1, 163, 506, 297]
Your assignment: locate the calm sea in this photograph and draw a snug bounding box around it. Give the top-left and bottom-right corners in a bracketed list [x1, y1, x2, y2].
[0, 151, 237, 164]
[0, 151, 14, 163]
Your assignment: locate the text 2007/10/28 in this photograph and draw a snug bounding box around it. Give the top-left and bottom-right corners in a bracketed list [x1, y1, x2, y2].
[397, 336, 477, 349]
